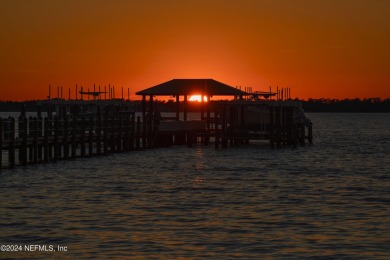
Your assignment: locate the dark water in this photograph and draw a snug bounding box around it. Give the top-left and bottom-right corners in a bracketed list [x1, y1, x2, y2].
[1, 113, 389, 259]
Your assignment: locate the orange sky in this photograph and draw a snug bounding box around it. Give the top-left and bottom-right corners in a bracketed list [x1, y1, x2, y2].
[0, 0, 389, 101]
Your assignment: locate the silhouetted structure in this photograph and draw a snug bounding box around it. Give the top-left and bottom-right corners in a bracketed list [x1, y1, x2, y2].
[136, 79, 312, 149]
[0, 80, 315, 169]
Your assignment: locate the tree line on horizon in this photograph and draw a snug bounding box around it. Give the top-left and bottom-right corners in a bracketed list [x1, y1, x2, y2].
[300, 98, 390, 113]
[0, 98, 389, 113]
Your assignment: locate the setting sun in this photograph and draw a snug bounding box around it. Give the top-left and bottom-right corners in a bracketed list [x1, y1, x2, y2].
[188, 95, 208, 102]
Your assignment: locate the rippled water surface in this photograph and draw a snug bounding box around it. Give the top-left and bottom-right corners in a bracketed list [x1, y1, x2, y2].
[1, 113, 389, 259]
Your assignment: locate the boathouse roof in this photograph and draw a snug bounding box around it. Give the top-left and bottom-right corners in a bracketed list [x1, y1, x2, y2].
[136, 79, 246, 96]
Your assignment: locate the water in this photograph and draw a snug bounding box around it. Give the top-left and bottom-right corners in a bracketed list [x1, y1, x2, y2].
[0, 113, 389, 258]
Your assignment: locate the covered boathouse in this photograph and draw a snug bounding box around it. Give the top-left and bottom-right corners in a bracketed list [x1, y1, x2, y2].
[136, 79, 312, 148]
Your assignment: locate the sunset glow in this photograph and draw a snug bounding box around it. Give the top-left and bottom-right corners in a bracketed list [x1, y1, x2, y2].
[189, 95, 208, 102]
[0, 1, 389, 101]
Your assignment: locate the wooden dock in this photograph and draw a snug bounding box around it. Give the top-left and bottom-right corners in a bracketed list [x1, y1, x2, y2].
[0, 112, 139, 169]
[0, 99, 312, 169]
[153, 100, 313, 149]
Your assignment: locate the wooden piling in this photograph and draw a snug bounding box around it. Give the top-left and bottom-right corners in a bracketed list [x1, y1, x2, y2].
[37, 115, 43, 162]
[33, 117, 39, 163]
[80, 117, 86, 157]
[103, 116, 108, 154]
[63, 117, 69, 159]
[47, 118, 53, 160]
[96, 109, 102, 155]
[275, 105, 281, 148]
[71, 116, 77, 158]
[53, 117, 59, 162]
[88, 116, 93, 156]
[123, 116, 129, 151]
[110, 117, 116, 152]
[142, 95, 146, 148]
[9, 117, 15, 168]
[118, 116, 123, 152]
[0, 118, 2, 169]
[22, 116, 28, 165]
[28, 117, 33, 163]
[43, 118, 50, 162]
[136, 116, 141, 150]
[221, 105, 227, 148]
[269, 105, 274, 148]
[214, 106, 220, 148]
[130, 112, 135, 150]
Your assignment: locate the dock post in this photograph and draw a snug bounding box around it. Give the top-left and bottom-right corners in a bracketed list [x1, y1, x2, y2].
[205, 99, 211, 145]
[136, 116, 141, 150]
[148, 95, 154, 148]
[130, 112, 135, 150]
[142, 95, 146, 148]
[47, 118, 53, 160]
[281, 106, 286, 145]
[175, 95, 180, 120]
[123, 115, 129, 151]
[22, 116, 28, 166]
[53, 117, 59, 162]
[63, 117, 69, 159]
[96, 107, 102, 155]
[103, 116, 108, 154]
[18, 116, 25, 165]
[221, 105, 227, 148]
[37, 115, 43, 162]
[0, 118, 2, 169]
[44, 118, 49, 162]
[285, 106, 290, 145]
[110, 116, 116, 152]
[58, 117, 63, 159]
[118, 116, 123, 152]
[33, 117, 38, 163]
[80, 117, 86, 157]
[214, 106, 220, 149]
[9, 117, 15, 168]
[184, 95, 188, 121]
[276, 105, 281, 148]
[288, 107, 297, 148]
[88, 116, 93, 156]
[269, 105, 274, 148]
[71, 116, 77, 158]
[28, 117, 33, 163]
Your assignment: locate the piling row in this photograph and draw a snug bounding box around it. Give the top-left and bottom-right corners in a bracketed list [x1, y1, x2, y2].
[0, 112, 151, 169]
[212, 101, 312, 149]
[152, 101, 313, 149]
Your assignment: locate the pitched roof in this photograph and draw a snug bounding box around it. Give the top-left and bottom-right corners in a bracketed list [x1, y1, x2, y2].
[136, 79, 245, 96]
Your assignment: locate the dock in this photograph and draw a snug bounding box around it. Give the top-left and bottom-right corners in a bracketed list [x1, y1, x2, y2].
[0, 79, 313, 169]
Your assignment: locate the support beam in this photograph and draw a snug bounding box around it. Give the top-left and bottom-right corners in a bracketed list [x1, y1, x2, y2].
[184, 95, 188, 121]
[176, 95, 180, 120]
[142, 95, 146, 148]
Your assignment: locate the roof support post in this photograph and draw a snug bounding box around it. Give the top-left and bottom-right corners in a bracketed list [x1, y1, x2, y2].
[201, 92, 205, 120]
[142, 95, 146, 148]
[149, 95, 154, 114]
[184, 95, 188, 121]
[207, 95, 211, 130]
[149, 95, 154, 148]
[176, 95, 180, 120]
